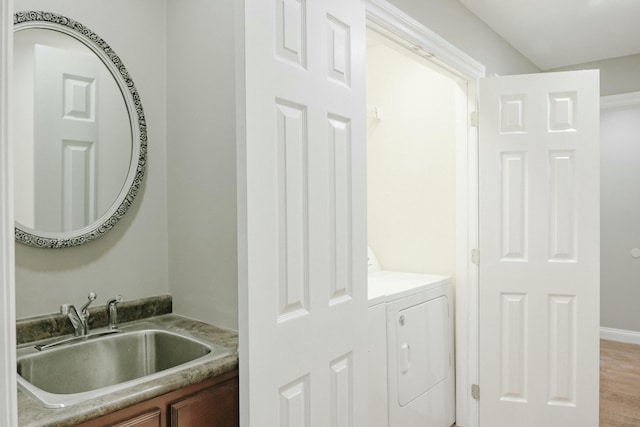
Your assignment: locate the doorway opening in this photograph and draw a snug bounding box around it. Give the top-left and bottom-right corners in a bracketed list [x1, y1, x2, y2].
[364, 17, 481, 426]
[366, 27, 459, 280]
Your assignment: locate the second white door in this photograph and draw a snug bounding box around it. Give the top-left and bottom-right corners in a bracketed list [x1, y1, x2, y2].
[479, 70, 600, 427]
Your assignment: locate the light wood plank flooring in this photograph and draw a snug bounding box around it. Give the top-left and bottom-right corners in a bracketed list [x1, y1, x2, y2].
[600, 339, 640, 427]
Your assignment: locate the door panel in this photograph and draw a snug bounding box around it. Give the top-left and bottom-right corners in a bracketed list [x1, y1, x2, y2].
[479, 71, 599, 426]
[34, 44, 99, 232]
[239, 0, 367, 425]
[396, 296, 448, 406]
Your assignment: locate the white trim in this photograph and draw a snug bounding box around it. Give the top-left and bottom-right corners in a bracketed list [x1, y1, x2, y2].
[601, 327, 640, 345]
[366, 0, 485, 80]
[601, 91, 640, 110]
[364, 2, 484, 426]
[0, 0, 18, 425]
[460, 81, 480, 427]
[234, 1, 249, 425]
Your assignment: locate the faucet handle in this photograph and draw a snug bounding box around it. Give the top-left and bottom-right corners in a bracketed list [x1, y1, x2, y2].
[80, 292, 97, 315]
[107, 295, 124, 305]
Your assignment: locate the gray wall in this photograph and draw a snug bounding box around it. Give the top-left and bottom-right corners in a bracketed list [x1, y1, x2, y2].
[553, 54, 640, 96]
[166, 0, 238, 330]
[600, 104, 640, 332]
[14, 0, 170, 318]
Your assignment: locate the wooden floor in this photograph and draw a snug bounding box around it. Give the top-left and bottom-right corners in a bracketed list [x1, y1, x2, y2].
[600, 339, 640, 427]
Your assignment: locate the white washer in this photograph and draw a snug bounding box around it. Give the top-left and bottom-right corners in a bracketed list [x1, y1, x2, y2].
[367, 250, 455, 427]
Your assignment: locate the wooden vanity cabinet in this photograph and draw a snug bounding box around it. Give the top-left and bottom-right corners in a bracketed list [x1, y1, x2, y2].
[110, 409, 161, 427]
[76, 370, 238, 427]
[169, 376, 239, 427]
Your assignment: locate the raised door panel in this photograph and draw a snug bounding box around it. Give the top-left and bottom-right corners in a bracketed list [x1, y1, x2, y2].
[75, 407, 163, 427]
[111, 409, 162, 427]
[170, 379, 239, 427]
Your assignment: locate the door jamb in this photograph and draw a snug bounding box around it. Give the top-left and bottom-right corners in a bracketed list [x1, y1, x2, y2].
[0, 0, 18, 425]
[365, 1, 484, 426]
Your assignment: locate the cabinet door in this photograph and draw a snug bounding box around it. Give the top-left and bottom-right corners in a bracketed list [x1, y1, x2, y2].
[111, 409, 161, 427]
[170, 379, 239, 427]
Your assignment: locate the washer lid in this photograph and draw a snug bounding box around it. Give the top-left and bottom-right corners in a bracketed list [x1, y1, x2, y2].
[367, 271, 449, 306]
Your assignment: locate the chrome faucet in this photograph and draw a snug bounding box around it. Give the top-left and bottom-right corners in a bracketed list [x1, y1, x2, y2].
[61, 292, 97, 336]
[106, 295, 124, 330]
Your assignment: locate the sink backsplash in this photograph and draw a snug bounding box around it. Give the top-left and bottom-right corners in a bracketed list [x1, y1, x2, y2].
[16, 295, 172, 345]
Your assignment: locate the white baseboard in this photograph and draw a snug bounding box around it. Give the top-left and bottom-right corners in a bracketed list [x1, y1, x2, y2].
[600, 327, 640, 345]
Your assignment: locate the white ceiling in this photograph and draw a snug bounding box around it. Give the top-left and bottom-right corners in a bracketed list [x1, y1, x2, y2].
[457, 0, 640, 70]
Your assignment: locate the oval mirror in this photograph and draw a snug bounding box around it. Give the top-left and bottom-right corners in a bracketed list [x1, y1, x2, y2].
[13, 11, 147, 248]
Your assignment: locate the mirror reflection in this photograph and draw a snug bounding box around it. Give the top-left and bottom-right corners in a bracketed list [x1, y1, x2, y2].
[12, 11, 147, 248]
[14, 28, 132, 233]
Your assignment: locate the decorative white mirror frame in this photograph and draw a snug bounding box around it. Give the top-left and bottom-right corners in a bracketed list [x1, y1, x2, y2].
[13, 11, 147, 248]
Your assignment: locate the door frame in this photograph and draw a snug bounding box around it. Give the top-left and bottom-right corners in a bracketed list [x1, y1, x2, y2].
[0, 0, 18, 425]
[365, 1, 484, 426]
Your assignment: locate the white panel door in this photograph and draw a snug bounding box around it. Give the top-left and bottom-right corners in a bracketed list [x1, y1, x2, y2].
[238, 0, 367, 426]
[34, 44, 99, 232]
[479, 71, 600, 426]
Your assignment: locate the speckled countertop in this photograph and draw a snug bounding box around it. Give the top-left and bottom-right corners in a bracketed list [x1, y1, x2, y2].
[16, 298, 238, 427]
